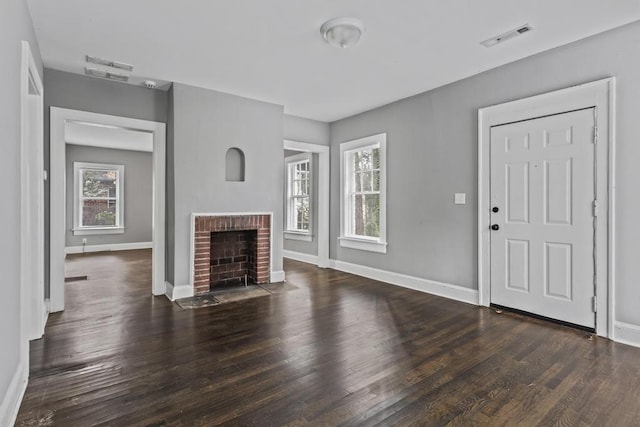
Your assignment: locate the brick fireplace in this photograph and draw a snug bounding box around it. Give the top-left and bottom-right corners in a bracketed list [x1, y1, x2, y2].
[192, 214, 271, 294]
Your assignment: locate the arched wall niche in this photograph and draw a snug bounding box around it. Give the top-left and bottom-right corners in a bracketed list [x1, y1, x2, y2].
[225, 147, 245, 182]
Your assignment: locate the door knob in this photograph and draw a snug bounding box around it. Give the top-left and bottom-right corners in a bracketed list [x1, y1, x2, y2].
[492, 207, 499, 213]
[491, 224, 500, 231]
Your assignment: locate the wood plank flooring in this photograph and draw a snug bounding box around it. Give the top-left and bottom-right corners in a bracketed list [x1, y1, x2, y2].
[16, 250, 640, 426]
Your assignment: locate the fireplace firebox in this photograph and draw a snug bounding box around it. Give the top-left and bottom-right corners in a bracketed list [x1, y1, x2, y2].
[192, 214, 270, 294]
[209, 230, 256, 288]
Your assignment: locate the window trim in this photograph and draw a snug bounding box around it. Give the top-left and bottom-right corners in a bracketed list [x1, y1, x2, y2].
[285, 152, 313, 241]
[339, 133, 387, 253]
[73, 161, 125, 235]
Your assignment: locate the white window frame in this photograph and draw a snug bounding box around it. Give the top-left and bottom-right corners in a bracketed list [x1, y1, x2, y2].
[285, 152, 313, 242]
[73, 161, 125, 235]
[339, 133, 387, 253]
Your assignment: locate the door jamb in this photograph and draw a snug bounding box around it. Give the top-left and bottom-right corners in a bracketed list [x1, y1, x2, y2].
[477, 78, 615, 338]
[20, 40, 45, 352]
[283, 140, 330, 268]
[50, 108, 167, 312]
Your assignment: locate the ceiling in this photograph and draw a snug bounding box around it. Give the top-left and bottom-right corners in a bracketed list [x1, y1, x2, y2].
[26, 0, 640, 122]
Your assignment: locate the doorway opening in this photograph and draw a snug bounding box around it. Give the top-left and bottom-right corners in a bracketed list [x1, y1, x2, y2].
[282, 140, 330, 268]
[62, 134, 154, 305]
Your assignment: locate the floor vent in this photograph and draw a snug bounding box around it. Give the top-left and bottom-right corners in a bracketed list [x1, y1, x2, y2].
[65, 275, 89, 282]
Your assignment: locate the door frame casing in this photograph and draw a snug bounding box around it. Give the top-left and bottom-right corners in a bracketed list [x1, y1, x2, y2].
[477, 78, 615, 338]
[20, 39, 45, 356]
[50, 108, 167, 312]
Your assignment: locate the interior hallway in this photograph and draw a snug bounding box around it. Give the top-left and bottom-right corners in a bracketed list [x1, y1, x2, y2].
[16, 251, 640, 425]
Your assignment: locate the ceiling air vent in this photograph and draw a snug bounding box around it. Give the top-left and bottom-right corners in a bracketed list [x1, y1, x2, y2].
[481, 24, 534, 47]
[86, 55, 134, 72]
[85, 67, 129, 82]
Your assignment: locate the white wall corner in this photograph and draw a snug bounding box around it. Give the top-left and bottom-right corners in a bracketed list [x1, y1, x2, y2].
[270, 270, 286, 283]
[283, 250, 319, 266]
[165, 282, 193, 301]
[613, 321, 640, 349]
[0, 361, 28, 427]
[328, 259, 479, 305]
[42, 299, 50, 331]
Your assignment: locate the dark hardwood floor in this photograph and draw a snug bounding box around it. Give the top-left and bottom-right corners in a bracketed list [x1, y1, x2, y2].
[16, 250, 640, 426]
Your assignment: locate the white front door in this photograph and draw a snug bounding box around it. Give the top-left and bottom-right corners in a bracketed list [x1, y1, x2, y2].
[490, 108, 596, 328]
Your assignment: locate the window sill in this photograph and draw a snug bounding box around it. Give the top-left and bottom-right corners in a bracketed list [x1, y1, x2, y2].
[285, 231, 313, 242]
[73, 227, 125, 236]
[339, 236, 387, 254]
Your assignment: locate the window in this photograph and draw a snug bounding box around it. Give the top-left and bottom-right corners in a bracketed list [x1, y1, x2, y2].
[285, 153, 312, 241]
[73, 162, 125, 235]
[340, 133, 387, 253]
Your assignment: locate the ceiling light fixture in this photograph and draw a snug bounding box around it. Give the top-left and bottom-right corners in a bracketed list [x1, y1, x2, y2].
[320, 17, 365, 49]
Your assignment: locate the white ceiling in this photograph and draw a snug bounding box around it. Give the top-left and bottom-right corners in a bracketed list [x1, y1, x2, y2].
[27, 0, 640, 122]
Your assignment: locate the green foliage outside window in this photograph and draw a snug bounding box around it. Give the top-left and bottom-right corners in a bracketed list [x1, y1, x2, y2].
[81, 169, 119, 227]
[352, 148, 380, 238]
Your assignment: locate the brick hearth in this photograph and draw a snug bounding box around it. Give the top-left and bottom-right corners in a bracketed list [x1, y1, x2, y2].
[193, 214, 270, 294]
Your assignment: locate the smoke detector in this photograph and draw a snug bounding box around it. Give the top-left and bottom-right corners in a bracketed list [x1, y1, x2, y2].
[481, 24, 534, 47]
[143, 80, 157, 89]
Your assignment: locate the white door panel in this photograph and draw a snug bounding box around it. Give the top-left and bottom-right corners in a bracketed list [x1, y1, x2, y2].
[490, 109, 595, 328]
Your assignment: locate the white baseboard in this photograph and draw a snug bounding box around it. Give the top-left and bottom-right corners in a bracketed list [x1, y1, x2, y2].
[283, 250, 319, 266]
[65, 241, 152, 255]
[270, 270, 286, 283]
[328, 259, 479, 305]
[613, 321, 640, 348]
[165, 282, 193, 301]
[0, 361, 28, 427]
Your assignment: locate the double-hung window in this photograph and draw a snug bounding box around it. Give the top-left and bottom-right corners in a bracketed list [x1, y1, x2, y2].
[285, 153, 312, 241]
[340, 133, 387, 253]
[73, 162, 125, 235]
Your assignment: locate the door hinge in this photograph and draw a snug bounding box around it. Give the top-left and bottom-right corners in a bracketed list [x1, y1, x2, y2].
[592, 296, 597, 313]
[592, 200, 598, 217]
[593, 125, 598, 144]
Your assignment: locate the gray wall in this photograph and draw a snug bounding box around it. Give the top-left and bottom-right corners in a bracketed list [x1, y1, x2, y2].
[0, 0, 42, 414]
[283, 114, 330, 146]
[284, 152, 320, 256]
[65, 146, 153, 247]
[168, 83, 284, 287]
[44, 69, 167, 292]
[330, 21, 640, 326]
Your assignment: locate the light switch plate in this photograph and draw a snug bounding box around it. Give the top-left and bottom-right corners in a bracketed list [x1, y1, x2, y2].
[454, 193, 466, 205]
